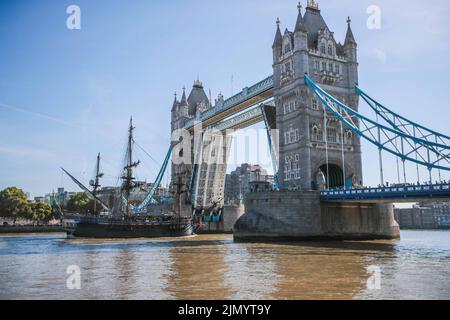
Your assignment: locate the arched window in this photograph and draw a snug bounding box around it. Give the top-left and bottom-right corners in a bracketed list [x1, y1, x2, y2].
[328, 45, 333, 56]
[284, 42, 291, 54]
[320, 44, 326, 54]
[311, 124, 323, 141]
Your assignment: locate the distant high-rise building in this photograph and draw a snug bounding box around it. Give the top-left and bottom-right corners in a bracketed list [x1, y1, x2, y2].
[44, 187, 76, 206]
[395, 202, 450, 229]
[224, 164, 274, 204]
[96, 182, 170, 210]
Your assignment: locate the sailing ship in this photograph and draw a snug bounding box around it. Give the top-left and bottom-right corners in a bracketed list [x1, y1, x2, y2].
[62, 118, 194, 238]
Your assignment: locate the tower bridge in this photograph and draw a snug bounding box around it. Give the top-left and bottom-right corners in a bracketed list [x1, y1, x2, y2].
[161, 1, 450, 240]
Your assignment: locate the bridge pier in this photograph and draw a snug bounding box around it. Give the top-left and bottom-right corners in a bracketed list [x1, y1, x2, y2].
[233, 190, 400, 242]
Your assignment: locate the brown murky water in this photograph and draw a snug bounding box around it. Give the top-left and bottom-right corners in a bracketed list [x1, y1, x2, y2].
[0, 230, 449, 300]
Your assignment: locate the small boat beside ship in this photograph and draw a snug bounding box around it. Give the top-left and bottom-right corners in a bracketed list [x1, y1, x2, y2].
[61, 118, 194, 238]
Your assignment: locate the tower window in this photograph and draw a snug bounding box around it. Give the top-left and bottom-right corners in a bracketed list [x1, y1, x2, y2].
[320, 44, 326, 54]
[284, 154, 300, 181]
[285, 62, 291, 72]
[283, 98, 296, 114]
[312, 99, 319, 110]
[328, 45, 333, 56]
[322, 62, 326, 71]
[312, 125, 323, 141]
[335, 64, 340, 74]
[284, 127, 299, 144]
[315, 60, 320, 71]
[284, 43, 291, 54]
[328, 63, 333, 72]
[327, 128, 337, 143]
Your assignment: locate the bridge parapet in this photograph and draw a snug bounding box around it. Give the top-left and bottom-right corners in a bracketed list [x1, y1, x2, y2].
[321, 183, 450, 203]
[183, 75, 274, 129]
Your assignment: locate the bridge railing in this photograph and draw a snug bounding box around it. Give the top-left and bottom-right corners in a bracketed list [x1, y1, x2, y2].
[183, 75, 274, 129]
[320, 183, 450, 201]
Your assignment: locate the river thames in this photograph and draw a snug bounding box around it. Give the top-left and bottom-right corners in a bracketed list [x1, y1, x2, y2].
[0, 230, 449, 300]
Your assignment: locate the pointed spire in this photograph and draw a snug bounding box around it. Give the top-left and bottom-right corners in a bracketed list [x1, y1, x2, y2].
[344, 16, 356, 45]
[172, 91, 179, 111]
[180, 86, 187, 105]
[272, 17, 282, 48]
[295, 2, 307, 33]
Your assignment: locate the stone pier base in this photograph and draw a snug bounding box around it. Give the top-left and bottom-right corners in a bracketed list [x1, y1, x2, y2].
[233, 191, 400, 242]
[196, 204, 245, 234]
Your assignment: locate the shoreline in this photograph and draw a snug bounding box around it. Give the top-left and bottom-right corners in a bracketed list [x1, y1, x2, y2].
[0, 225, 64, 234]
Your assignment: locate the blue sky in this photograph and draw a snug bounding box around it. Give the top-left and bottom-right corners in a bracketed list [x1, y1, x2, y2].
[1, 0, 450, 197]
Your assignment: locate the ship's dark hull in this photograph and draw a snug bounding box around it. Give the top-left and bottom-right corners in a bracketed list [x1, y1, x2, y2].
[66, 218, 194, 238]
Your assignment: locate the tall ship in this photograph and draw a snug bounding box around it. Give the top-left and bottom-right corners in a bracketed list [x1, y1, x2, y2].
[62, 118, 194, 238]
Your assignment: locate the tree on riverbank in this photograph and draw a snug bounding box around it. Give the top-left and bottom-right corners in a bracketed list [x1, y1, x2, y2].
[0, 187, 55, 223]
[30, 202, 53, 222]
[65, 192, 94, 214]
[0, 187, 32, 223]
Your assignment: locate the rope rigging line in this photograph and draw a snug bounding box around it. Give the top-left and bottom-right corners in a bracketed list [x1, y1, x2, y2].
[132, 139, 162, 167]
[131, 146, 173, 213]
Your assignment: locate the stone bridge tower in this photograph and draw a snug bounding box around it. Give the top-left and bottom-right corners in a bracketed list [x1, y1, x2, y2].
[171, 80, 229, 215]
[272, 1, 363, 191]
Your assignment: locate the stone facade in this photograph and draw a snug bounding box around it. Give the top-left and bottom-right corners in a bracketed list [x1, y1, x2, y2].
[234, 190, 400, 241]
[197, 204, 245, 234]
[272, 2, 362, 191]
[394, 203, 450, 229]
[171, 81, 230, 214]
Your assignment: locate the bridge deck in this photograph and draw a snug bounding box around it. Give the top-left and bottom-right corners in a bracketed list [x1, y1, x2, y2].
[320, 183, 450, 203]
[184, 76, 274, 130]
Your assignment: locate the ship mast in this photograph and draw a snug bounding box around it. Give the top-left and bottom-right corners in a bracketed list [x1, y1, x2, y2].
[92, 152, 103, 215]
[121, 117, 140, 218]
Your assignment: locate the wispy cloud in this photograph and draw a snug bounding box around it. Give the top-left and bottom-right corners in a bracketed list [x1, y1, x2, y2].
[0, 102, 79, 128]
[0, 145, 55, 160]
[359, 0, 450, 63]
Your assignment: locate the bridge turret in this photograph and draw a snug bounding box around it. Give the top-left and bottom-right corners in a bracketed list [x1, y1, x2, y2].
[179, 86, 189, 118]
[344, 17, 358, 86]
[293, 2, 309, 80]
[187, 79, 210, 116]
[171, 92, 179, 129]
[171, 86, 190, 131]
[272, 18, 282, 63]
[171, 92, 179, 113]
[294, 2, 308, 36]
